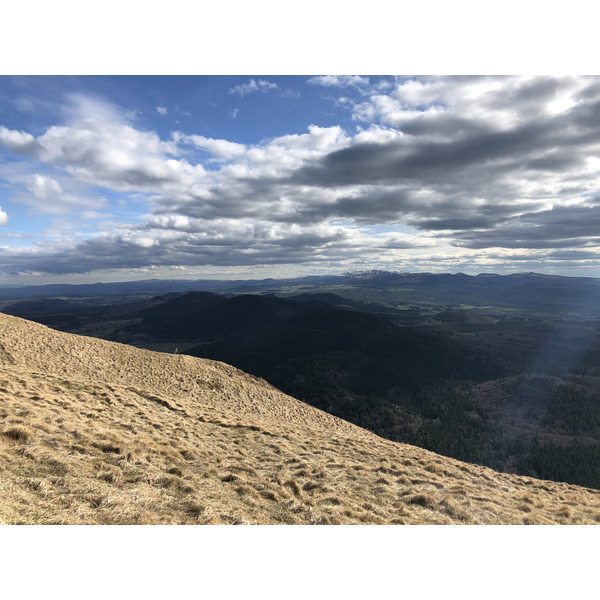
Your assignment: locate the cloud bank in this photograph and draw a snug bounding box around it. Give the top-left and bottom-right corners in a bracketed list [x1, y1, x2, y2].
[1, 76, 600, 280]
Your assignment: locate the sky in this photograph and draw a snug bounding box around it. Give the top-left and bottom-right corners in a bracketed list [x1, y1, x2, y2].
[2, 73, 600, 284]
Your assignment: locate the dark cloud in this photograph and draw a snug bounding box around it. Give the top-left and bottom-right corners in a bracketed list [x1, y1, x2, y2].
[0, 223, 370, 277]
[413, 216, 496, 231]
[293, 113, 587, 190]
[486, 77, 563, 112]
[283, 77, 600, 255]
[407, 201, 541, 232]
[453, 205, 600, 249]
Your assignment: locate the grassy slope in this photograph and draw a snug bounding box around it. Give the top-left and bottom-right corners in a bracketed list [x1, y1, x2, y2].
[1, 313, 599, 525]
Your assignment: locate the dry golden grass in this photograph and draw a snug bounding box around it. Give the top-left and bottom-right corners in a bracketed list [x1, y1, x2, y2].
[1, 312, 600, 525]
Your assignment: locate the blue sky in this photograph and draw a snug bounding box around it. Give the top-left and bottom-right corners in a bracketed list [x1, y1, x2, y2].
[2, 74, 600, 284]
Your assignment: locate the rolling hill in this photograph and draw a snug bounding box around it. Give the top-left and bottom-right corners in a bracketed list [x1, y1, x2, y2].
[1, 313, 599, 524]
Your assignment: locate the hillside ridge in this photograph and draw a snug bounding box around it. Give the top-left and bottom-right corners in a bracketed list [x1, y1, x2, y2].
[0, 313, 359, 434]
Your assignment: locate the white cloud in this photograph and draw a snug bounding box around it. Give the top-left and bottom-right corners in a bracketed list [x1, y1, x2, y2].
[227, 78, 278, 96]
[353, 125, 403, 145]
[145, 215, 190, 229]
[64, 93, 123, 124]
[308, 75, 369, 88]
[0, 125, 39, 153]
[351, 76, 596, 137]
[125, 108, 141, 121]
[175, 133, 246, 160]
[258, 79, 278, 91]
[1, 99, 187, 196]
[132, 236, 157, 248]
[25, 118, 201, 192]
[228, 80, 257, 96]
[156, 106, 168, 115]
[27, 174, 62, 199]
[0, 206, 8, 226]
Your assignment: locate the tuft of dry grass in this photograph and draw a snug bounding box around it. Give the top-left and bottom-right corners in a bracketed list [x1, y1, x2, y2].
[1, 312, 600, 525]
[2, 425, 31, 443]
